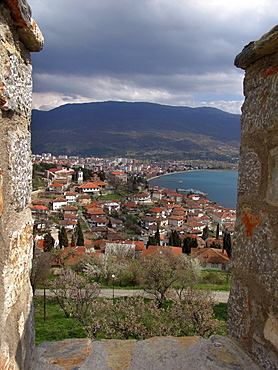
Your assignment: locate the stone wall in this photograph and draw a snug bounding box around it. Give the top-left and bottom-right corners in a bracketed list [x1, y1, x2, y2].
[228, 25, 278, 369]
[0, 1, 43, 369]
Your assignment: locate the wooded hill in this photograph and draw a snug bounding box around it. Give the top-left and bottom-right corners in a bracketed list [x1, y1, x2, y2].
[31, 101, 240, 161]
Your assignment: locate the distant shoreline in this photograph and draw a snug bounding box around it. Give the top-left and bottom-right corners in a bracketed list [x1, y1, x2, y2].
[148, 168, 236, 182]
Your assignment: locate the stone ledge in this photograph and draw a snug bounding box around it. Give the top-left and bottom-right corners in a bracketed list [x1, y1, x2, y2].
[3, 0, 44, 51]
[234, 24, 278, 69]
[31, 335, 261, 370]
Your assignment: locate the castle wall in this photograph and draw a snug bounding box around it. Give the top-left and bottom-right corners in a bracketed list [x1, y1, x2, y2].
[0, 1, 43, 369]
[228, 25, 278, 369]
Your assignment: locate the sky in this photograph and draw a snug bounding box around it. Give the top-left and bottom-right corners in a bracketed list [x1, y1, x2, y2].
[28, 0, 277, 114]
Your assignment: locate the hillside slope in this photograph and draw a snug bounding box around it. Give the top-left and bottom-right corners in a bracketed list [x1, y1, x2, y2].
[31, 101, 240, 161]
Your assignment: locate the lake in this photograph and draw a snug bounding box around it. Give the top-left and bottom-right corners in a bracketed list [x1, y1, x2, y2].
[149, 170, 238, 208]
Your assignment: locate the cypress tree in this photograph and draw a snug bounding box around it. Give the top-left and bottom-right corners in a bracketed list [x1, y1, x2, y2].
[202, 226, 209, 240]
[223, 231, 232, 258]
[147, 236, 156, 248]
[169, 230, 181, 247]
[71, 233, 76, 247]
[155, 225, 160, 246]
[216, 223, 220, 240]
[191, 237, 198, 248]
[58, 226, 68, 248]
[182, 237, 191, 255]
[76, 221, 84, 246]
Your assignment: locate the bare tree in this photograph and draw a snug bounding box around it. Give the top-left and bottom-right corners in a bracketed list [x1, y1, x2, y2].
[48, 269, 100, 321]
[31, 251, 54, 294]
[139, 249, 189, 308]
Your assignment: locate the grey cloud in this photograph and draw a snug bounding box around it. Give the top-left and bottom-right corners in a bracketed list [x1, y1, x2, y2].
[28, 0, 276, 111]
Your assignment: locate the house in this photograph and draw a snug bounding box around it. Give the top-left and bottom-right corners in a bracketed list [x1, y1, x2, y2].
[191, 247, 230, 270]
[78, 194, 91, 205]
[142, 245, 182, 256]
[151, 191, 163, 201]
[64, 191, 78, 203]
[147, 207, 166, 218]
[110, 219, 123, 230]
[30, 205, 49, 214]
[63, 213, 78, 222]
[210, 211, 235, 226]
[58, 219, 77, 230]
[110, 171, 127, 184]
[157, 217, 168, 228]
[46, 167, 75, 181]
[122, 202, 139, 212]
[62, 205, 78, 214]
[92, 181, 107, 189]
[187, 194, 201, 201]
[49, 183, 64, 192]
[168, 215, 184, 228]
[128, 191, 152, 204]
[52, 197, 68, 211]
[89, 217, 109, 228]
[160, 198, 175, 206]
[78, 182, 101, 194]
[141, 216, 157, 229]
[85, 208, 106, 219]
[103, 201, 121, 214]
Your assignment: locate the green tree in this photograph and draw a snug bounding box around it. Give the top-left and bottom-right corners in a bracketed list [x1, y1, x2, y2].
[182, 236, 198, 255]
[146, 236, 157, 248]
[107, 218, 112, 228]
[76, 221, 84, 246]
[202, 226, 209, 240]
[223, 231, 232, 258]
[169, 230, 181, 247]
[43, 232, 55, 252]
[182, 237, 192, 255]
[191, 237, 198, 248]
[71, 233, 76, 247]
[155, 225, 160, 246]
[58, 226, 68, 248]
[216, 223, 220, 240]
[98, 171, 106, 181]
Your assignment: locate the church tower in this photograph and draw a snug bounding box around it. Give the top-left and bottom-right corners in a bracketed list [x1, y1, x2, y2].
[78, 168, 83, 184]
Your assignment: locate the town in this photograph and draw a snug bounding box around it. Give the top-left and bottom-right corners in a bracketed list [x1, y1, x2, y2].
[31, 152, 235, 272]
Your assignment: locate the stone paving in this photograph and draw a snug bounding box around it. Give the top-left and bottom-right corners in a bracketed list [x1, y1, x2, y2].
[32, 335, 261, 370]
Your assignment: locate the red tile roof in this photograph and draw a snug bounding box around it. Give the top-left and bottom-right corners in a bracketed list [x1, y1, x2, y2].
[142, 246, 182, 256]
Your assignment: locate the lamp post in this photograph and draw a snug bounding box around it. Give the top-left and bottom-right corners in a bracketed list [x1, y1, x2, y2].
[112, 274, 115, 299]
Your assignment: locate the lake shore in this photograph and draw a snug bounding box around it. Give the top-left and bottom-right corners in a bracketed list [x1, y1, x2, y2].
[147, 168, 236, 182]
[148, 169, 238, 208]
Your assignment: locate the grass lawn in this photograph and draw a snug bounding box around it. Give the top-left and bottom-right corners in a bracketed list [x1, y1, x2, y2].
[34, 297, 87, 345]
[98, 194, 124, 201]
[197, 270, 231, 291]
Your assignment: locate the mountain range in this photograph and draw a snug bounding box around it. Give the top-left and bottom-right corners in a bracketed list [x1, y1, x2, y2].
[31, 101, 240, 161]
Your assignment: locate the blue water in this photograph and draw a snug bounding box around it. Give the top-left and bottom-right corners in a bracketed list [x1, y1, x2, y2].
[149, 170, 238, 208]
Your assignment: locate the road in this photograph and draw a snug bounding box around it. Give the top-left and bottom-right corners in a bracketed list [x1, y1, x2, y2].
[36, 289, 229, 303]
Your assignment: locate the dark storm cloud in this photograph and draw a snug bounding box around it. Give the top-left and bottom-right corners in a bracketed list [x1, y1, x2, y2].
[28, 0, 277, 112]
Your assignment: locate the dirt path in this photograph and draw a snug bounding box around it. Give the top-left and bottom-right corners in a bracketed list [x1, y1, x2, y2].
[36, 289, 229, 303]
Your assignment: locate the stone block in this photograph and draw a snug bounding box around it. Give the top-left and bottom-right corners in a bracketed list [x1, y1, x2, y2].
[237, 148, 260, 196]
[267, 147, 278, 206]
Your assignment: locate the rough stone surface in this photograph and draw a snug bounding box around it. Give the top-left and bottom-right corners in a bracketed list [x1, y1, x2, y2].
[235, 25, 278, 69]
[266, 146, 278, 206]
[3, 0, 44, 51]
[0, 1, 42, 369]
[228, 25, 278, 369]
[32, 336, 261, 370]
[237, 148, 260, 197]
